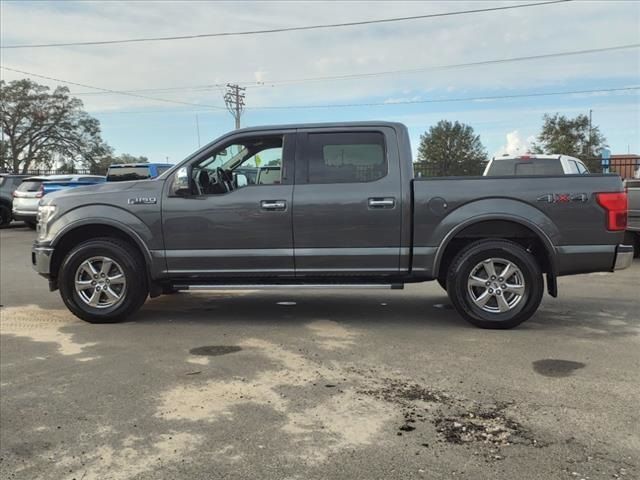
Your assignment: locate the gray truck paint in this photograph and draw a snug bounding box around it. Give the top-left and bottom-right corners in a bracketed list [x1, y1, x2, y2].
[34, 121, 628, 291]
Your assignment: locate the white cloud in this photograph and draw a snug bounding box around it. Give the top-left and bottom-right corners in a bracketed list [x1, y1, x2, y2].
[0, 1, 638, 113]
[494, 130, 536, 157]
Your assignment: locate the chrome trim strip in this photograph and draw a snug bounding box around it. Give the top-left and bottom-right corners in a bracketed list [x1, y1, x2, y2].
[180, 284, 403, 290]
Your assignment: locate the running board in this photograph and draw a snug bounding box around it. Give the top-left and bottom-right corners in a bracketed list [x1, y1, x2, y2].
[175, 283, 404, 291]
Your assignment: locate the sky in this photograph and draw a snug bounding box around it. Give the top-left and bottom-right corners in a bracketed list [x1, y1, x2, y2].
[1, 0, 639, 164]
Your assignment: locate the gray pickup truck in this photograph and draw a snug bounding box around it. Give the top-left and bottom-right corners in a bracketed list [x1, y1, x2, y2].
[32, 122, 633, 329]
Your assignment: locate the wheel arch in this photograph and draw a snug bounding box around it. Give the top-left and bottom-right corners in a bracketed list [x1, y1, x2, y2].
[49, 221, 153, 285]
[433, 215, 558, 296]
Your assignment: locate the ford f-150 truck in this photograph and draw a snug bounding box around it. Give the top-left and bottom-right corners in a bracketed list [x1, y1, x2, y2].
[32, 122, 633, 329]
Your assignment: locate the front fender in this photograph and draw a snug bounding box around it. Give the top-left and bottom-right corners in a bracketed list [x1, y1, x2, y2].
[46, 205, 159, 266]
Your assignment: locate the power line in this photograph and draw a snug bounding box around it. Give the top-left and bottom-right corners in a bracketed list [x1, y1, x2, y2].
[86, 86, 639, 115]
[1, 1, 570, 49]
[0, 66, 227, 110]
[247, 86, 640, 110]
[247, 44, 640, 87]
[62, 43, 640, 96]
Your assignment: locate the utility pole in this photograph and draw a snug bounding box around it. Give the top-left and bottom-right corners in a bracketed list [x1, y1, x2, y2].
[588, 108, 593, 157]
[224, 83, 246, 129]
[195, 114, 201, 147]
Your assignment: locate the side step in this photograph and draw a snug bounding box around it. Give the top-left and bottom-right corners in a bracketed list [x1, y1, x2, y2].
[174, 283, 405, 291]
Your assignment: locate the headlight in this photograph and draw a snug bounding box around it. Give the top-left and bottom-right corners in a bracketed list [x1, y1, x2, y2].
[36, 205, 56, 240]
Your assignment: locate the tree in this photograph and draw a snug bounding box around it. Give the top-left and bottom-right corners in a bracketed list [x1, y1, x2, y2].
[531, 113, 607, 170]
[0, 79, 111, 173]
[416, 120, 487, 176]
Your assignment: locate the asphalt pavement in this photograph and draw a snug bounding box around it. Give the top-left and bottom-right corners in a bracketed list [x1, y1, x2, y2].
[1, 224, 639, 480]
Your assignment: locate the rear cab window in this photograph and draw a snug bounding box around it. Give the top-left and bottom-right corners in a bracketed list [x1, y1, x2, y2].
[303, 132, 387, 183]
[486, 159, 564, 176]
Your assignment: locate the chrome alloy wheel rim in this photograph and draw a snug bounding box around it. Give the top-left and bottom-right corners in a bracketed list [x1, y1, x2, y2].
[74, 256, 127, 309]
[467, 258, 526, 314]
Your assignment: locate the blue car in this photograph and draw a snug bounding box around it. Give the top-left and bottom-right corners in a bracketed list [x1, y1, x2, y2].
[106, 163, 173, 182]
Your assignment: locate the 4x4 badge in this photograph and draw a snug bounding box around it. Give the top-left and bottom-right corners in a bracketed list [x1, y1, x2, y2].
[537, 193, 588, 203]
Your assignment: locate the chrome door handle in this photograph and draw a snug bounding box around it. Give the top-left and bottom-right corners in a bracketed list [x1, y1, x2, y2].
[368, 197, 395, 209]
[261, 200, 287, 211]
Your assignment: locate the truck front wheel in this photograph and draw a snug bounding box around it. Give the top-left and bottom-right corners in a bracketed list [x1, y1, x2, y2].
[446, 239, 543, 329]
[58, 238, 148, 323]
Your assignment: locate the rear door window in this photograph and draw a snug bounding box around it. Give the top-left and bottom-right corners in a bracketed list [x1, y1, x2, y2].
[304, 132, 387, 184]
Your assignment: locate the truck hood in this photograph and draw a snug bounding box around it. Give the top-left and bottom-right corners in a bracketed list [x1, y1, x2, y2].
[41, 180, 158, 206]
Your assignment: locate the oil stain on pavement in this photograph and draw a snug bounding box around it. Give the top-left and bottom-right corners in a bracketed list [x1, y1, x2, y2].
[189, 345, 242, 356]
[532, 359, 586, 377]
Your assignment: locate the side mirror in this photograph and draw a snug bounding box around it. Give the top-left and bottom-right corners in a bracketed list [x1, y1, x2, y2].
[235, 173, 248, 188]
[171, 166, 191, 196]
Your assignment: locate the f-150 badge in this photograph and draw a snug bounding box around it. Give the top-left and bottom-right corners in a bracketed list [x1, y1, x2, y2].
[128, 197, 157, 205]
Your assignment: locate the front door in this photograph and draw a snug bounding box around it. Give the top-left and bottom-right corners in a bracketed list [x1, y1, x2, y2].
[162, 132, 295, 277]
[292, 127, 403, 276]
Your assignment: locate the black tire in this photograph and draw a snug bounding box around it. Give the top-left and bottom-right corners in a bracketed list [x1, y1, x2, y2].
[58, 238, 148, 323]
[0, 205, 11, 227]
[25, 220, 37, 230]
[446, 239, 543, 329]
[436, 276, 447, 292]
[624, 231, 640, 258]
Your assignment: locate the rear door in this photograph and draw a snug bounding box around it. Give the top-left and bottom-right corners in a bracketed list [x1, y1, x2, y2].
[292, 127, 403, 276]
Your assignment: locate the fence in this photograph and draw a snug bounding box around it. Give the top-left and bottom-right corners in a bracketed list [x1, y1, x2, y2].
[3, 158, 639, 179]
[414, 157, 640, 179]
[1, 167, 107, 176]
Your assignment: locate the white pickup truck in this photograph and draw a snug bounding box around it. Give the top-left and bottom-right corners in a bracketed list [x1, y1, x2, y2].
[625, 178, 640, 256]
[484, 154, 589, 176]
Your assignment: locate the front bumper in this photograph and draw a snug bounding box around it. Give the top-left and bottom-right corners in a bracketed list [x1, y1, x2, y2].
[32, 243, 54, 277]
[613, 244, 634, 271]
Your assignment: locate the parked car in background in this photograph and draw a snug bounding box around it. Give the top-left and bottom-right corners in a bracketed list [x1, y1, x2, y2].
[106, 163, 173, 182]
[0, 174, 28, 226]
[12, 175, 105, 228]
[625, 178, 640, 257]
[484, 154, 590, 176]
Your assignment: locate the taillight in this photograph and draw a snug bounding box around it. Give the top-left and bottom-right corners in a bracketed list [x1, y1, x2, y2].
[35, 184, 44, 198]
[596, 192, 628, 231]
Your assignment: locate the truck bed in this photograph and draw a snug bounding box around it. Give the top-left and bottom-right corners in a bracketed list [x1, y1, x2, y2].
[411, 174, 625, 277]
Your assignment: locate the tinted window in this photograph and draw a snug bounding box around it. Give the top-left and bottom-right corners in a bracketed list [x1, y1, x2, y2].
[107, 167, 150, 181]
[17, 180, 43, 192]
[157, 166, 171, 176]
[305, 132, 386, 183]
[486, 159, 564, 176]
[77, 176, 105, 182]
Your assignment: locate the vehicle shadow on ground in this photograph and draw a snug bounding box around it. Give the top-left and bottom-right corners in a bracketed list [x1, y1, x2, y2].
[128, 290, 639, 338]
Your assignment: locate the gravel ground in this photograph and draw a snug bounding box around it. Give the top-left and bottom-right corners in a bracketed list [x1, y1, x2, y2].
[1, 225, 639, 480]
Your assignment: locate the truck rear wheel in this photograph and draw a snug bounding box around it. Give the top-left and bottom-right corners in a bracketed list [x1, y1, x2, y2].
[58, 238, 148, 323]
[446, 239, 543, 329]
